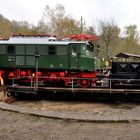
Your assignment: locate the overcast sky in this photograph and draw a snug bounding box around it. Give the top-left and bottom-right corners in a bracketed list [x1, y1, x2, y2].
[1, 0, 140, 31]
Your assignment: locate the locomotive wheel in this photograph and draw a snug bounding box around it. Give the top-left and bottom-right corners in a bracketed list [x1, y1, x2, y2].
[79, 79, 91, 88]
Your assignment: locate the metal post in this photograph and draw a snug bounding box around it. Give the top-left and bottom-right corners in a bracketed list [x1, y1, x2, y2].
[72, 78, 74, 93]
[12, 78, 14, 86]
[31, 76, 33, 88]
[80, 16, 83, 33]
[109, 79, 112, 93]
[72, 78, 73, 89]
[35, 51, 40, 91]
[36, 55, 38, 89]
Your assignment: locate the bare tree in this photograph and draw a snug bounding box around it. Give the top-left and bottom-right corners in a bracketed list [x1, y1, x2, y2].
[85, 26, 96, 34]
[0, 14, 11, 38]
[98, 19, 120, 60]
[124, 25, 139, 47]
[41, 4, 81, 37]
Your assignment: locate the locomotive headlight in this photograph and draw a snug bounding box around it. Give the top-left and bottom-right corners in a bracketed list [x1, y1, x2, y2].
[32, 73, 35, 77]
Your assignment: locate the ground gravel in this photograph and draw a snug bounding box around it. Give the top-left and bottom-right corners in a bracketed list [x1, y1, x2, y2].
[0, 109, 140, 140]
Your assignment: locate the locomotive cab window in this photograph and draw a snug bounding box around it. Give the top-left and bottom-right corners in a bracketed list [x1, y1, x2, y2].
[8, 46, 15, 55]
[81, 44, 86, 55]
[72, 46, 77, 56]
[48, 46, 56, 55]
[81, 43, 94, 56]
[85, 44, 93, 55]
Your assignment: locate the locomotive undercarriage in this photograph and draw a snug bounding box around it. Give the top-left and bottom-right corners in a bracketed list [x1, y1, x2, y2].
[0, 68, 101, 88]
[1, 68, 140, 90]
[1, 61, 140, 96]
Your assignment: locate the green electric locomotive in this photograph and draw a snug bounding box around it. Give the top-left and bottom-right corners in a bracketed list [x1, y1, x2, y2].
[0, 35, 103, 87]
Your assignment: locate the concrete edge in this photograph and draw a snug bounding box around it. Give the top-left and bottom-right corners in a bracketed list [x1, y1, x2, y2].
[0, 102, 140, 123]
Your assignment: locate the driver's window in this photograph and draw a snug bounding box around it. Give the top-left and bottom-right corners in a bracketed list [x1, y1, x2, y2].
[86, 44, 93, 55]
[86, 45, 90, 55]
[72, 46, 77, 56]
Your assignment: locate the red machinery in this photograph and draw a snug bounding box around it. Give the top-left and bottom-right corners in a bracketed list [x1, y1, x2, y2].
[63, 33, 98, 41]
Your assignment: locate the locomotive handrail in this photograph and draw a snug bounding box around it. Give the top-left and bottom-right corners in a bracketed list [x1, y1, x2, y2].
[8, 76, 140, 93]
[9, 76, 99, 80]
[8, 76, 140, 82]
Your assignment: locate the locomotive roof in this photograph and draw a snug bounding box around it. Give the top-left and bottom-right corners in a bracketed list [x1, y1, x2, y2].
[0, 36, 87, 45]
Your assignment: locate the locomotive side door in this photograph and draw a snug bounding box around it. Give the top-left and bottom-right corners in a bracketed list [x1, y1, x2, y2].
[7, 45, 15, 67]
[69, 43, 79, 70]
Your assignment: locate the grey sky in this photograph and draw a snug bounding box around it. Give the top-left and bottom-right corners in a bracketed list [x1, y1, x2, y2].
[1, 0, 140, 31]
